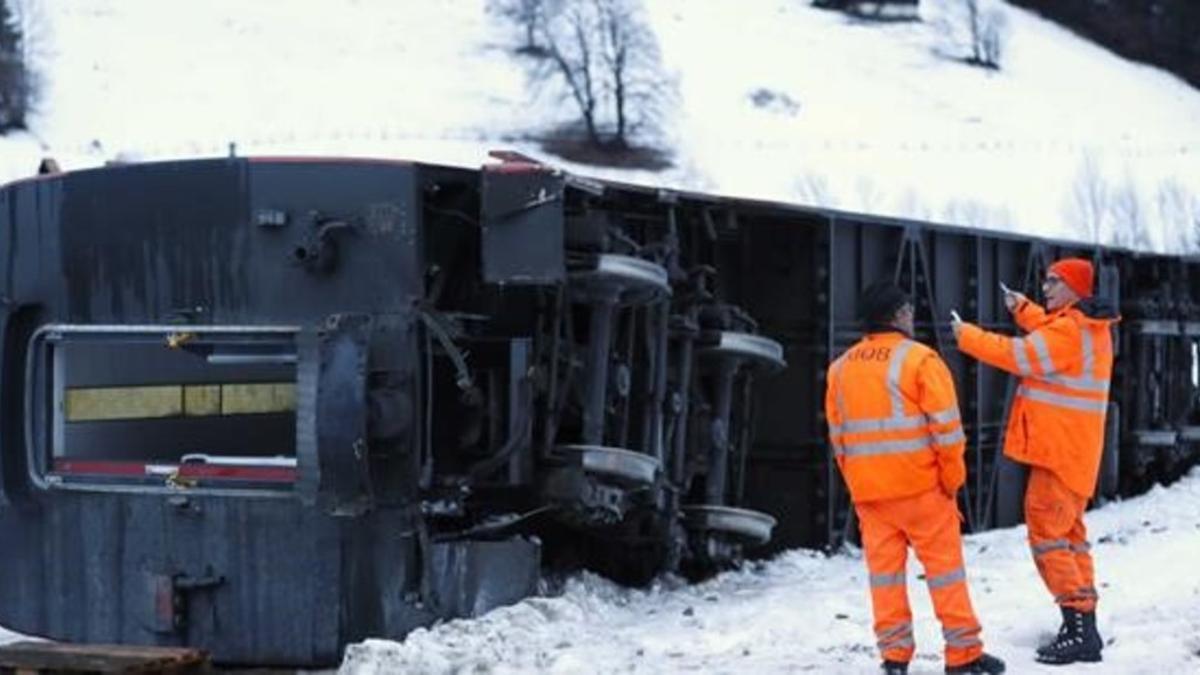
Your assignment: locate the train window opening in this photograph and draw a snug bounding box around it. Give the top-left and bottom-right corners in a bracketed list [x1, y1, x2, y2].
[28, 326, 300, 489]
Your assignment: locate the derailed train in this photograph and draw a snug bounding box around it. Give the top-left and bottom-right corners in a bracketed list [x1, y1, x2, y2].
[0, 155, 1196, 665]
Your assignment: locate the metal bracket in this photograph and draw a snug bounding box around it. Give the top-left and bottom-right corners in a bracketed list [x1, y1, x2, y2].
[143, 569, 226, 634]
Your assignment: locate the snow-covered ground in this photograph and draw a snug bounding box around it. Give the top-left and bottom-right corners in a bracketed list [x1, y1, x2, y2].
[2, 469, 1196, 673]
[342, 469, 1200, 674]
[3, 0, 1199, 249]
[0, 626, 23, 645]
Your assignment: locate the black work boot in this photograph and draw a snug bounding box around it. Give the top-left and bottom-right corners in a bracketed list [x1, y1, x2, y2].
[1049, 606, 1072, 643]
[945, 652, 1006, 673]
[1036, 607, 1102, 664]
[881, 660, 908, 674]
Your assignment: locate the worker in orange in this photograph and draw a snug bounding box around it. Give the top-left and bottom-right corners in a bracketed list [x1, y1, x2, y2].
[952, 258, 1118, 665]
[826, 281, 1005, 675]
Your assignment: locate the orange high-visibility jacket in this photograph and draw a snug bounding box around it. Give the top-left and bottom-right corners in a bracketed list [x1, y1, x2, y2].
[825, 332, 967, 503]
[956, 298, 1118, 498]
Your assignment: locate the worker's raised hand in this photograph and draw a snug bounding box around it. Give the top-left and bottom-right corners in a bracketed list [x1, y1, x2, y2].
[998, 281, 1025, 313]
[950, 309, 964, 339]
[1003, 290, 1027, 313]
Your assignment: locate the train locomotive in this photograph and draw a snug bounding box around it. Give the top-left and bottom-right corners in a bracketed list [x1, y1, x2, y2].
[0, 154, 1196, 665]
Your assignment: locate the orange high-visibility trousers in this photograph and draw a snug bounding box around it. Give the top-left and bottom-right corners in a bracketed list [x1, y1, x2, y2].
[1025, 466, 1097, 611]
[856, 488, 984, 667]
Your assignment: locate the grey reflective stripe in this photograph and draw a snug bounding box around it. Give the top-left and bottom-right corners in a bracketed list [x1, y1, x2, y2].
[1056, 587, 1099, 602]
[1070, 541, 1092, 553]
[1029, 327, 1110, 392]
[1032, 538, 1071, 555]
[927, 406, 960, 426]
[870, 572, 907, 588]
[1039, 372, 1111, 393]
[1018, 386, 1108, 413]
[830, 408, 960, 435]
[927, 567, 966, 590]
[1081, 328, 1094, 375]
[879, 621, 912, 639]
[832, 414, 926, 435]
[946, 637, 982, 648]
[932, 428, 965, 447]
[831, 340, 946, 459]
[877, 621, 914, 649]
[830, 358, 848, 456]
[878, 621, 913, 642]
[1030, 332, 1056, 375]
[843, 436, 933, 457]
[1012, 338, 1033, 376]
[943, 626, 983, 648]
[888, 340, 916, 417]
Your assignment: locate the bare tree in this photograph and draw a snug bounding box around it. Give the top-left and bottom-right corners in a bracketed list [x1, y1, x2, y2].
[595, 0, 657, 147]
[1155, 178, 1200, 254]
[1066, 152, 1110, 245]
[489, 0, 556, 55]
[794, 172, 838, 208]
[897, 189, 934, 222]
[1109, 177, 1153, 251]
[529, 0, 672, 150]
[538, 1, 603, 144]
[855, 177, 885, 212]
[941, 199, 1011, 230]
[1193, 208, 1200, 255]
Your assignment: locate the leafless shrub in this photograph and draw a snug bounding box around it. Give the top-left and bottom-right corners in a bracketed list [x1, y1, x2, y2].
[748, 88, 801, 116]
[969, 0, 1007, 68]
[933, 0, 1008, 70]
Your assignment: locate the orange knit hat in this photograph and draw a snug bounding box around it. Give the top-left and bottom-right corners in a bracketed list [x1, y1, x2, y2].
[1048, 258, 1094, 298]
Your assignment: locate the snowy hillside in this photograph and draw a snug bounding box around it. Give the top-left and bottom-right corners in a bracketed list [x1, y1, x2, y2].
[342, 468, 1200, 674]
[2, 0, 1199, 249]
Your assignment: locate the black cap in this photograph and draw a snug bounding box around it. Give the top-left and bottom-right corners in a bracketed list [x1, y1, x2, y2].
[859, 281, 911, 330]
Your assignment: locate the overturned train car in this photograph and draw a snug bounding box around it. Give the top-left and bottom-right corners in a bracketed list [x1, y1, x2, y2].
[0, 157, 1196, 665]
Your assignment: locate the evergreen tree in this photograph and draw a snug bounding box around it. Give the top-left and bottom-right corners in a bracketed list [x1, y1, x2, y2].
[1009, 1, 1199, 89]
[0, 0, 30, 131]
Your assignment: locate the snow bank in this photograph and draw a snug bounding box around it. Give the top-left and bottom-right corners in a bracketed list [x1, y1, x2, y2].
[341, 468, 1200, 674]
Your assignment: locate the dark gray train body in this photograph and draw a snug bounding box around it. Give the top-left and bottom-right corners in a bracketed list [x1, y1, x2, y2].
[0, 157, 1195, 665]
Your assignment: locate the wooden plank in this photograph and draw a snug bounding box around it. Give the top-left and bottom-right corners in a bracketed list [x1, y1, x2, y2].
[0, 641, 209, 673]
